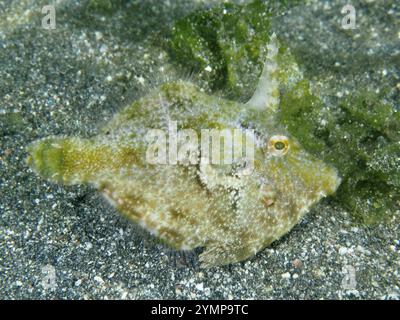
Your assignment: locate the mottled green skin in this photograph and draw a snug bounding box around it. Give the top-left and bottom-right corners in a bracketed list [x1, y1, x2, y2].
[27, 33, 341, 267]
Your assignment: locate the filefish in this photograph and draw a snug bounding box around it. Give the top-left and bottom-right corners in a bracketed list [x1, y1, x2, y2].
[27, 34, 341, 267]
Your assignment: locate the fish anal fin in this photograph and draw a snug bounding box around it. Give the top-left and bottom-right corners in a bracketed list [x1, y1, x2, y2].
[199, 242, 256, 268]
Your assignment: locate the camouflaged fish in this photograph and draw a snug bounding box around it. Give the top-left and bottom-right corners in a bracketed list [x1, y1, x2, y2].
[27, 34, 341, 267]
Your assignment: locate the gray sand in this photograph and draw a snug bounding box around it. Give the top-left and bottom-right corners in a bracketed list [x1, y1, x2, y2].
[0, 0, 399, 299]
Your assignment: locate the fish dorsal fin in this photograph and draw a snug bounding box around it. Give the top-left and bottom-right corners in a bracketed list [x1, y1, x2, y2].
[245, 33, 280, 113]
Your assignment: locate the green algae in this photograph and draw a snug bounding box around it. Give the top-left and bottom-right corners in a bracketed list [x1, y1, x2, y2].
[86, 0, 124, 14]
[167, 0, 272, 100]
[279, 85, 400, 225]
[167, 0, 307, 99]
[166, 1, 400, 225]
[0, 112, 29, 136]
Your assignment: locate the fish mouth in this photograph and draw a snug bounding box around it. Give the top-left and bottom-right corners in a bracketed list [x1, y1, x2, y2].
[286, 153, 342, 198]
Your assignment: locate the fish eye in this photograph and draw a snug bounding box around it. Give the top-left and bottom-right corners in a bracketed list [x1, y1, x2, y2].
[274, 141, 285, 150]
[268, 135, 289, 156]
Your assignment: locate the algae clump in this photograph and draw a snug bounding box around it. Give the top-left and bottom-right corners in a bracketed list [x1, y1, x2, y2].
[167, 0, 272, 100]
[279, 83, 400, 225]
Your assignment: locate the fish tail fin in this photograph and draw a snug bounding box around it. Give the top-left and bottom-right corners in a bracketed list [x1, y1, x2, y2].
[27, 136, 139, 185]
[27, 136, 114, 185]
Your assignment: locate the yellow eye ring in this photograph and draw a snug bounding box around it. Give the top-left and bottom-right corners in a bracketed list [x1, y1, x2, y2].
[268, 135, 289, 156]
